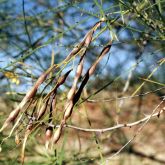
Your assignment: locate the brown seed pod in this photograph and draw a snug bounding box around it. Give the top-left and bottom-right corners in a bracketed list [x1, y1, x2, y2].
[0, 107, 20, 132]
[44, 69, 72, 101]
[89, 41, 112, 76]
[63, 101, 74, 121]
[0, 68, 53, 133]
[55, 41, 112, 144]
[57, 69, 72, 86]
[45, 127, 53, 143]
[45, 127, 53, 150]
[84, 30, 94, 47]
[37, 99, 49, 120]
[67, 57, 84, 101]
[67, 87, 75, 101]
[65, 41, 112, 118]
[65, 21, 103, 62]
[53, 125, 63, 144]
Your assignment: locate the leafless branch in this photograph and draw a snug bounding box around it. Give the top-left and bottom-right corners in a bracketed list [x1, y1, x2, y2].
[85, 87, 165, 103]
[105, 98, 164, 163]
[46, 104, 165, 133]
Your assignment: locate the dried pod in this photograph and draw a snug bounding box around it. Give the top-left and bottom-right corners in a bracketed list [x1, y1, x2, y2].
[35, 73, 47, 88]
[64, 101, 74, 121]
[89, 41, 112, 76]
[67, 87, 75, 100]
[53, 125, 63, 144]
[67, 57, 84, 100]
[26, 68, 53, 99]
[76, 58, 84, 77]
[0, 107, 20, 132]
[84, 30, 94, 47]
[0, 69, 52, 132]
[60, 41, 112, 135]
[44, 69, 72, 101]
[37, 99, 49, 120]
[65, 41, 85, 61]
[93, 21, 102, 31]
[84, 21, 102, 47]
[65, 21, 103, 62]
[45, 127, 53, 149]
[57, 69, 72, 87]
[45, 127, 53, 141]
[70, 41, 112, 111]
[23, 71, 48, 101]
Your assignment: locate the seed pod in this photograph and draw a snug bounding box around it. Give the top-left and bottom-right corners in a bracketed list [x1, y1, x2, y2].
[76, 58, 84, 77]
[0, 70, 51, 132]
[45, 127, 53, 149]
[44, 70, 72, 101]
[52, 23, 107, 144]
[65, 41, 85, 61]
[64, 101, 74, 121]
[45, 127, 53, 141]
[56, 41, 109, 142]
[84, 30, 94, 47]
[57, 69, 72, 87]
[84, 21, 102, 47]
[89, 41, 112, 76]
[23, 72, 48, 101]
[1, 95, 31, 132]
[53, 125, 63, 144]
[67, 87, 75, 101]
[67, 57, 84, 100]
[37, 99, 49, 120]
[65, 21, 103, 62]
[93, 21, 102, 31]
[0, 107, 20, 132]
[35, 73, 47, 88]
[72, 41, 112, 106]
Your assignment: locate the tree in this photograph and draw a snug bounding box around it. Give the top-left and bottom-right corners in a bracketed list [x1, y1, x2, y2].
[0, 0, 164, 164]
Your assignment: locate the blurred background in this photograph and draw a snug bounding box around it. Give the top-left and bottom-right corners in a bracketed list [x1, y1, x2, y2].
[0, 0, 165, 164]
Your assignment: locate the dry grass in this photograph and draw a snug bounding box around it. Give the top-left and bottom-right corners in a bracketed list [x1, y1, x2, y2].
[0, 90, 164, 164]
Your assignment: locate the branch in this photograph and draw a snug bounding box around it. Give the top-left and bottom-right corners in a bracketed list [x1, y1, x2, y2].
[50, 107, 164, 133]
[105, 98, 164, 162]
[84, 87, 165, 103]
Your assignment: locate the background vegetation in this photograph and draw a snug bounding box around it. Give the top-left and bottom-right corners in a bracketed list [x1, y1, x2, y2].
[0, 0, 164, 164]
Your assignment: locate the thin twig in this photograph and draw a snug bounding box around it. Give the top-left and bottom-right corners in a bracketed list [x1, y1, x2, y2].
[84, 87, 165, 103]
[46, 105, 164, 133]
[105, 98, 164, 163]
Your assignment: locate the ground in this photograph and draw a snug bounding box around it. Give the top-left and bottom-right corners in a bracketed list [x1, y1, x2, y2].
[0, 90, 164, 165]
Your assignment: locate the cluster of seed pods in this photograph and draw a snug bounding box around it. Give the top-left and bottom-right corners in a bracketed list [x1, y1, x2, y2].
[0, 20, 112, 164]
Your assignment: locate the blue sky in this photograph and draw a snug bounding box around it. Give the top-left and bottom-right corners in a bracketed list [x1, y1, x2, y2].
[0, 0, 164, 95]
